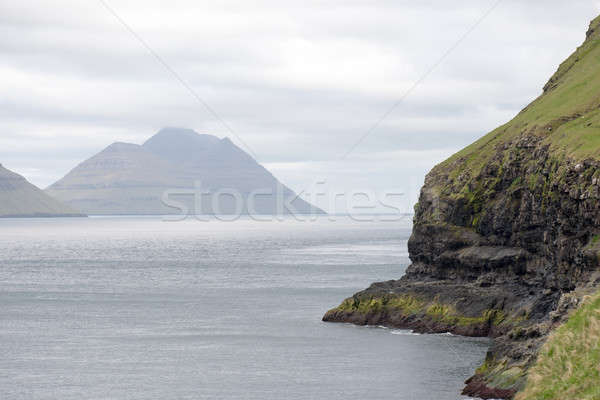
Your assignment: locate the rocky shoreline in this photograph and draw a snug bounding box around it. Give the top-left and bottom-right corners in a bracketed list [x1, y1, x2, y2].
[323, 16, 600, 400]
[324, 143, 600, 398]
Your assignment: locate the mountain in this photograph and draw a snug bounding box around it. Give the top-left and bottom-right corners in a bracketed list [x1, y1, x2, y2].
[46, 128, 323, 215]
[0, 164, 85, 217]
[324, 15, 600, 400]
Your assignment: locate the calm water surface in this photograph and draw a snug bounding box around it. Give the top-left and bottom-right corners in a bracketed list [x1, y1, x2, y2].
[0, 216, 488, 399]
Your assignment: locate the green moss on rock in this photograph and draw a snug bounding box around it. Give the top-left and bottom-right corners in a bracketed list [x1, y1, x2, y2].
[327, 293, 510, 331]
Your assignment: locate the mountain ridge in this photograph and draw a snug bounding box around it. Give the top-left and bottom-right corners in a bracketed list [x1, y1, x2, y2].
[47, 128, 323, 215]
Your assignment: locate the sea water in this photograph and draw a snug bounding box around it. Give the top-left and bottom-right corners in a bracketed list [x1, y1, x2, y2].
[0, 216, 488, 399]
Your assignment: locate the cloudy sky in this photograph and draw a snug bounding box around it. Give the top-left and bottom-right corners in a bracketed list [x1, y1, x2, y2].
[1, 0, 599, 212]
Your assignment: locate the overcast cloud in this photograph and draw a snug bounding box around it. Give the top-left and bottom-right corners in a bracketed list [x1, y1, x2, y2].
[1, 0, 600, 212]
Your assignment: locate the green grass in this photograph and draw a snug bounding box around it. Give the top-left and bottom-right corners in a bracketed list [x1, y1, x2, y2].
[436, 16, 600, 184]
[516, 292, 600, 400]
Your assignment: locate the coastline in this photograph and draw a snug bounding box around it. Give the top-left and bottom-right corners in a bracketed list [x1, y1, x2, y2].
[323, 15, 600, 399]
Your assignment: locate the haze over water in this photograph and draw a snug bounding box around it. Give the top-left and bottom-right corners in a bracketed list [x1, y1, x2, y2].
[0, 217, 487, 399]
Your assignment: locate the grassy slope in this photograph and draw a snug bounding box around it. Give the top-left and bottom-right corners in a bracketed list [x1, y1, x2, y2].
[438, 15, 600, 181]
[516, 292, 600, 400]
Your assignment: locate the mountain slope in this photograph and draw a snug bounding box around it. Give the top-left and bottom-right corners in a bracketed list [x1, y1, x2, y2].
[0, 164, 85, 217]
[323, 15, 600, 399]
[47, 128, 322, 215]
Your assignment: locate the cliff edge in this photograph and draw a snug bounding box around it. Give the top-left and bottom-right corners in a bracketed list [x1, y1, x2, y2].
[323, 15, 600, 399]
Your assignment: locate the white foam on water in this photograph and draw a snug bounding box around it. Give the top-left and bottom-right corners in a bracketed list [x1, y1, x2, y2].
[390, 329, 421, 336]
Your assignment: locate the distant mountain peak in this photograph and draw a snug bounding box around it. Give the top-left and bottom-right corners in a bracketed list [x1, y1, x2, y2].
[153, 127, 205, 138]
[47, 128, 323, 215]
[146, 127, 220, 143]
[158, 126, 196, 133]
[142, 127, 223, 164]
[220, 137, 234, 145]
[104, 142, 141, 152]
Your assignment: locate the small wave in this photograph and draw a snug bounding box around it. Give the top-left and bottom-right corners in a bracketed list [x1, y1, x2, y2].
[390, 329, 421, 336]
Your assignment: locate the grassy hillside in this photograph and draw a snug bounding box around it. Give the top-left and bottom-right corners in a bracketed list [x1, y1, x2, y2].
[516, 292, 600, 400]
[438, 15, 600, 181]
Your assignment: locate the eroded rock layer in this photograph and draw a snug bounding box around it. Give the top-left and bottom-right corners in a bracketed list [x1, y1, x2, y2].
[324, 15, 600, 399]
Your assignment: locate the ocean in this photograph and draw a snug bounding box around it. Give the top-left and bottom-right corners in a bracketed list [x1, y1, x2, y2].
[0, 216, 488, 399]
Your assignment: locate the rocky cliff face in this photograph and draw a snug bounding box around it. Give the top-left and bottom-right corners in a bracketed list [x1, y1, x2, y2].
[323, 16, 600, 399]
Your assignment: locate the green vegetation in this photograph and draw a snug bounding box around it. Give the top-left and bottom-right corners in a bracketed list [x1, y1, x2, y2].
[403, 16, 600, 398]
[436, 16, 600, 188]
[330, 294, 509, 329]
[516, 292, 600, 400]
[472, 354, 527, 393]
[334, 294, 424, 316]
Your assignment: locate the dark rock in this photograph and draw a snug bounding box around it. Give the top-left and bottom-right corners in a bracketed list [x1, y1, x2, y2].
[323, 15, 600, 399]
[463, 375, 517, 400]
[323, 136, 600, 398]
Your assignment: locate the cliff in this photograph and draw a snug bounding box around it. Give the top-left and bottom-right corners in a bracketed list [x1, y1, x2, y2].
[0, 164, 85, 218]
[323, 15, 600, 399]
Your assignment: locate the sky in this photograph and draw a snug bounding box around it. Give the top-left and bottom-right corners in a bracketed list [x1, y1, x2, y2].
[2, 0, 600, 213]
